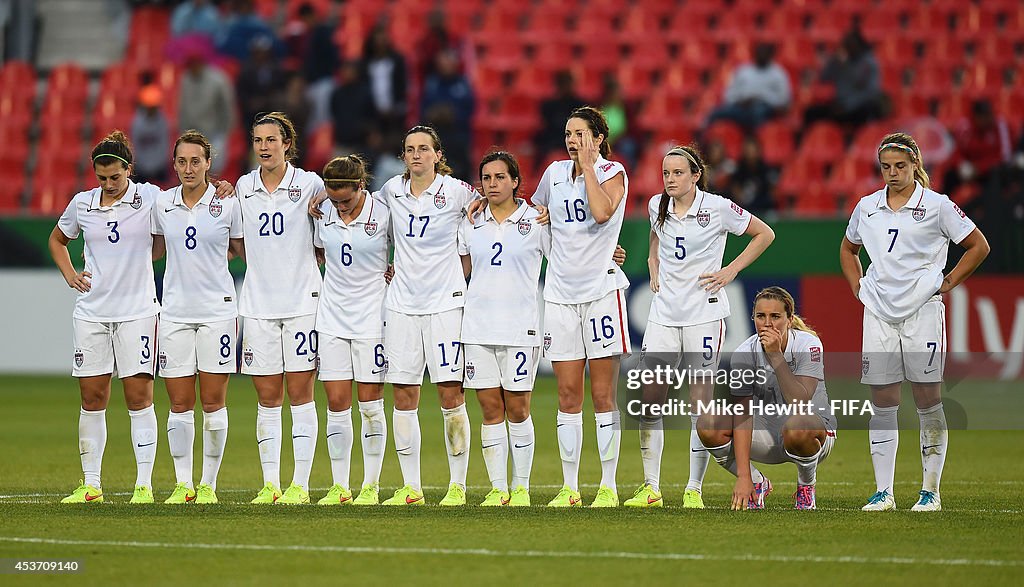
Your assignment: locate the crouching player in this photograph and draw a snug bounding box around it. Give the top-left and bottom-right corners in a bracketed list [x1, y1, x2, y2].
[697, 287, 836, 510]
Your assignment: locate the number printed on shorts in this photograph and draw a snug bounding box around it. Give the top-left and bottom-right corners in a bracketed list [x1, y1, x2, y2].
[220, 334, 232, 358]
[141, 335, 151, 360]
[926, 341, 937, 366]
[515, 351, 528, 376]
[295, 330, 318, 356]
[702, 336, 714, 360]
[258, 212, 284, 236]
[563, 198, 587, 222]
[184, 226, 197, 250]
[374, 343, 386, 368]
[107, 221, 120, 243]
[438, 341, 462, 367]
[589, 316, 615, 343]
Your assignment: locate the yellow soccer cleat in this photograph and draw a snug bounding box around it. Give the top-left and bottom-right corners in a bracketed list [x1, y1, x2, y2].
[276, 483, 310, 505]
[589, 485, 619, 508]
[546, 485, 583, 508]
[480, 488, 510, 506]
[130, 485, 154, 504]
[317, 484, 353, 506]
[438, 483, 466, 506]
[352, 482, 380, 506]
[60, 481, 103, 504]
[164, 482, 196, 504]
[623, 483, 663, 508]
[194, 483, 218, 504]
[250, 482, 283, 504]
[683, 488, 705, 509]
[508, 486, 530, 507]
[381, 485, 425, 506]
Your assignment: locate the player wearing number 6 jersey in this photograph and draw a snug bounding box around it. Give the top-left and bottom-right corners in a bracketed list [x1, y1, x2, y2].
[840, 132, 989, 512]
[237, 112, 325, 505]
[312, 155, 391, 506]
[151, 131, 243, 505]
[625, 145, 774, 509]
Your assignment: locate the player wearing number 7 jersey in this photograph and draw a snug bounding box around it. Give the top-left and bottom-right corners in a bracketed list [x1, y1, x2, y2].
[840, 132, 989, 512]
[312, 155, 391, 506]
[236, 112, 326, 505]
[151, 131, 244, 505]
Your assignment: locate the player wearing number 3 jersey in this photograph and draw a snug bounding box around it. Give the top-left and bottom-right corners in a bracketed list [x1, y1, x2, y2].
[841, 132, 989, 512]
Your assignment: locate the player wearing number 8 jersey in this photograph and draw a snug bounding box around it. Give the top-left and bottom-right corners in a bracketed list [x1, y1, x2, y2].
[312, 155, 391, 506]
[236, 112, 325, 505]
[151, 131, 243, 504]
[840, 132, 989, 512]
[625, 145, 774, 509]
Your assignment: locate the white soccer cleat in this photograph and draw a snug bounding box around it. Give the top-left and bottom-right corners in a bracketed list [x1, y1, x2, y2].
[910, 490, 941, 512]
[861, 489, 896, 511]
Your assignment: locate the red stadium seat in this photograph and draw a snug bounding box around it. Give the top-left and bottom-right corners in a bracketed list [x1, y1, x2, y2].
[30, 178, 79, 216]
[936, 92, 971, 127]
[0, 60, 35, 88]
[521, 6, 571, 46]
[613, 63, 654, 102]
[48, 63, 89, 100]
[621, 40, 671, 74]
[848, 121, 896, 164]
[796, 122, 845, 166]
[756, 121, 796, 167]
[618, 7, 660, 45]
[776, 155, 831, 214]
[826, 158, 878, 203]
[960, 62, 1004, 96]
[703, 121, 745, 161]
[305, 123, 334, 175]
[533, 41, 575, 71]
[912, 64, 955, 99]
[636, 91, 685, 133]
[472, 35, 526, 74]
[509, 66, 556, 100]
[891, 91, 931, 120]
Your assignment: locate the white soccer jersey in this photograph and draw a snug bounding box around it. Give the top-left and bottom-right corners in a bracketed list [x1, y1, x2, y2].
[532, 157, 630, 304]
[380, 173, 478, 315]
[152, 184, 243, 323]
[845, 182, 976, 323]
[731, 329, 835, 430]
[57, 181, 160, 322]
[647, 189, 751, 326]
[314, 191, 391, 339]
[236, 163, 325, 319]
[458, 200, 550, 346]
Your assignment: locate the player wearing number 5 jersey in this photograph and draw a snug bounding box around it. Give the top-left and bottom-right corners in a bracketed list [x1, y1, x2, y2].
[151, 131, 243, 505]
[50, 131, 233, 504]
[312, 155, 391, 506]
[237, 112, 325, 505]
[531, 107, 630, 507]
[625, 145, 774, 509]
[840, 132, 989, 512]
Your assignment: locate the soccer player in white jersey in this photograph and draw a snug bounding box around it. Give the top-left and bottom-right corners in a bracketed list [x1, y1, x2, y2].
[458, 151, 548, 507]
[152, 131, 243, 505]
[237, 112, 326, 505]
[375, 126, 480, 507]
[530, 106, 631, 507]
[624, 145, 774, 509]
[841, 133, 989, 512]
[49, 131, 232, 504]
[698, 287, 836, 510]
[312, 155, 391, 506]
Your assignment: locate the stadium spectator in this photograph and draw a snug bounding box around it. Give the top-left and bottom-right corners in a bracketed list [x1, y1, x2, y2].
[702, 139, 736, 195]
[416, 10, 465, 80]
[236, 35, 288, 130]
[706, 43, 791, 130]
[944, 99, 1014, 202]
[535, 70, 586, 157]
[178, 48, 236, 175]
[284, 1, 341, 129]
[130, 85, 171, 185]
[217, 0, 281, 62]
[420, 49, 476, 178]
[282, 72, 312, 167]
[599, 74, 638, 170]
[804, 29, 883, 126]
[170, 0, 222, 39]
[361, 25, 408, 137]
[330, 60, 375, 156]
[728, 137, 777, 215]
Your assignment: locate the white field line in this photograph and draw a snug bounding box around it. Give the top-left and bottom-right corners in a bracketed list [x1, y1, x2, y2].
[0, 536, 1021, 568]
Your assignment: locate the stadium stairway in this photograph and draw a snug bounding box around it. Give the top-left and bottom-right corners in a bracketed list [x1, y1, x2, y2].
[36, 0, 125, 71]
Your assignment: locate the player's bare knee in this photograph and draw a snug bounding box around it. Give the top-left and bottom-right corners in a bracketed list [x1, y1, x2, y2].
[505, 393, 530, 422]
[696, 413, 731, 447]
[437, 383, 464, 410]
[393, 384, 420, 410]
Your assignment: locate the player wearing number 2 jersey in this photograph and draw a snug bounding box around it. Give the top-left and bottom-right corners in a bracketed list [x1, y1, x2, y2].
[237, 112, 325, 505]
[151, 131, 243, 505]
[841, 132, 989, 512]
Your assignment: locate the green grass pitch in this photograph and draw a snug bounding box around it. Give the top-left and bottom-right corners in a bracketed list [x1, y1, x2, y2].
[0, 375, 1021, 585]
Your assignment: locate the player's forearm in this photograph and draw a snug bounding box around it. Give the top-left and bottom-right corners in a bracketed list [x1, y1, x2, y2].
[732, 397, 754, 479]
[582, 168, 615, 223]
[838, 244, 863, 295]
[768, 357, 813, 403]
[48, 235, 77, 283]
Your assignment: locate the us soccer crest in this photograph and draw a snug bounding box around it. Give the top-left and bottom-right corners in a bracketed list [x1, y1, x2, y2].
[466, 363, 475, 380]
[243, 348, 254, 366]
[434, 192, 446, 209]
[158, 351, 167, 370]
[518, 220, 532, 235]
[543, 333, 552, 352]
[912, 207, 926, 222]
[696, 209, 711, 228]
[364, 221, 378, 236]
[862, 356, 870, 375]
[74, 349, 84, 368]
[209, 199, 223, 218]
[130, 192, 142, 209]
[288, 186, 302, 202]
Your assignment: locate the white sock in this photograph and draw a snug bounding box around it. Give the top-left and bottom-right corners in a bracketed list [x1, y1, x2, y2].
[166, 410, 195, 488]
[868, 404, 899, 494]
[392, 408, 421, 491]
[480, 421, 509, 492]
[358, 399, 386, 487]
[290, 401, 318, 490]
[508, 416, 535, 491]
[129, 405, 157, 488]
[556, 411, 583, 491]
[639, 416, 664, 492]
[786, 448, 820, 486]
[326, 409, 353, 489]
[442, 404, 471, 488]
[256, 404, 282, 488]
[918, 403, 947, 494]
[200, 407, 228, 490]
[79, 408, 106, 489]
[686, 415, 709, 492]
[595, 410, 620, 492]
[706, 440, 764, 483]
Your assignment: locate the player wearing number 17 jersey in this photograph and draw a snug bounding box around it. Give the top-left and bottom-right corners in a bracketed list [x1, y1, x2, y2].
[237, 113, 325, 505]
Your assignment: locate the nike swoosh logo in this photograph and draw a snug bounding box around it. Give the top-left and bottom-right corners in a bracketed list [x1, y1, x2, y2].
[513, 377, 528, 382]
[871, 439, 895, 445]
[602, 341, 616, 348]
[244, 193, 255, 198]
[647, 496, 661, 504]
[140, 360, 150, 365]
[219, 359, 231, 365]
[451, 367, 461, 373]
[924, 368, 937, 374]
[364, 433, 384, 438]
[867, 210, 881, 217]
[922, 444, 941, 450]
[482, 443, 502, 449]
[554, 181, 566, 186]
[701, 361, 714, 367]
[556, 424, 566, 428]
[339, 495, 352, 503]
[371, 369, 385, 375]
[167, 428, 177, 432]
[137, 442, 155, 447]
[326, 432, 342, 438]
[690, 448, 706, 453]
[405, 495, 423, 504]
[164, 208, 176, 212]
[308, 356, 317, 362]
[257, 437, 273, 444]
[324, 221, 336, 226]
[292, 435, 311, 439]
[514, 443, 533, 449]
[473, 224, 485, 229]
[85, 492, 102, 501]
[599, 423, 614, 428]
[79, 451, 88, 455]
[568, 496, 580, 505]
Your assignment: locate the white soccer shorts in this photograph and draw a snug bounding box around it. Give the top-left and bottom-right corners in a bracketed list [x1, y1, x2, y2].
[240, 314, 318, 375]
[158, 317, 237, 377]
[464, 344, 540, 392]
[318, 334, 387, 383]
[384, 308, 464, 385]
[543, 289, 631, 361]
[72, 315, 158, 378]
[640, 319, 725, 373]
[861, 297, 945, 385]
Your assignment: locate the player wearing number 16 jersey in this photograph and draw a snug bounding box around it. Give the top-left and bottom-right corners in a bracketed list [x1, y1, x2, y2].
[312, 155, 391, 506]
[237, 113, 325, 505]
[152, 131, 243, 505]
[841, 133, 989, 512]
